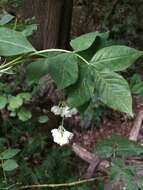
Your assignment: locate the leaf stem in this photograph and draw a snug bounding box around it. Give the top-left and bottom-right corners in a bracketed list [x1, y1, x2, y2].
[1, 159, 7, 184]
[0, 48, 90, 73]
[0, 56, 23, 69]
[76, 53, 89, 65]
[31, 48, 71, 55]
[30, 49, 90, 65]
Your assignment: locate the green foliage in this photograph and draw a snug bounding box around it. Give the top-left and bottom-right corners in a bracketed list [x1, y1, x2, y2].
[0, 148, 19, 173]
[38, 115, 49, 124]
[3, 159, 18, 171]
[99, 0, 143, 48]
[0, 12, 14, 25]
[0, 84, 47, 123]
[90, 45, 142, 72]
[0, 95, 7, 109]
[130, 73, 143, 97]
[26, 58, 49, 83]
[67, 63, 94, 107]
[21, 23, 37, 37]
[18, 92, 31, 102]
[8, 95, 23, 109]
[109, 159, 138, 190]
[1, 149, 20, 160]
[26, 32, 142, 115]
[95, 135, 143, 189]
[17, 107, 32, 121]
[0, 27, 35, 56]
[95, 135, 143, 158]
[80, 101, 104, 128]
[70, 31, 109, 52]
[0, 19, 143, 190]
[93, 71, 133, 115]
[47, 53, 79, 89]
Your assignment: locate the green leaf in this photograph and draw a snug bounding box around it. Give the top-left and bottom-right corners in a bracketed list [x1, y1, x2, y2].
[95, 135, 143, 158]
[38, 115, 49, 123]
[8, 95, 23, 110]
[70, 31, 109, 52]
[3, 159, 18, 171]
[18, 92, 31, 102]
[0, 95, 7, 109]
[22, 24, 37, 37]
[90, 45, 143, 72]
[26, 58, 49, 83]
[0, 27, 35, 56]
[109, 158, 137, 189]
[78, 35, 112, 62]
[1, 149, 20, 160]
[0, 13, 14, 25]
[97, 183, 104, 190]
[131, 82, 143, 95]
[17, 107, 32, 121]
[130, 74, 143, 95]
[93, 70, 133, 115]
[136, 176, 143, 189]
[47, 53, 78, 89]
[67, 63, 94, 107]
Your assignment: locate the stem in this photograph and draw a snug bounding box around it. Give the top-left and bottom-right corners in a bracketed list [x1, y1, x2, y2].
[19, 177, 104, 189]
[76, 53, 89, 65]
[1, 159, 7, 184]
[30, 49, 90, 65]
[0, 183, 20, 190]
[0, 48, 90, 73]
[0, 56, 23, 69]
[13, 18, 18, 30]
[31, 49, 71, 55]
[61, 117, 65, 127]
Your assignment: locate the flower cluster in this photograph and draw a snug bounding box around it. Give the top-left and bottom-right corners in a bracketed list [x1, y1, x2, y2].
[51, 105, 77, 146]
[51, 105, 77, 118]
[51, 126, 73, 146]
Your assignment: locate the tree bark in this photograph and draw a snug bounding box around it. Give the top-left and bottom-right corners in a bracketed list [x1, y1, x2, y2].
[21, 0, 73, 49]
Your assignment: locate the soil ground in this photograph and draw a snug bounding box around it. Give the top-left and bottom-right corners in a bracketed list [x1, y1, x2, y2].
[74, 96, 143, 152]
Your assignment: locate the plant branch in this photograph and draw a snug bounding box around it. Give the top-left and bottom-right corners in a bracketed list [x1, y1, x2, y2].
[0, 56, 23, 69]
[19, 177, 103, 189]
[71, 143, 109, 177]
[71, 143, 99, 164]
[129, 109, 143, 141]
[30, 49, 90, 65]
[31, 48, 71, 55]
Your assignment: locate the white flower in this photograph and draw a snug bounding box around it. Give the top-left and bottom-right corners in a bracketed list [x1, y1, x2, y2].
[51, 126, 74, 146]
[61, 106, 72, 117]
[70, 108, 78, 115]
[51, 105, 62, 115]
[51, 105, 78, 118]
[61, 107, 78, 117]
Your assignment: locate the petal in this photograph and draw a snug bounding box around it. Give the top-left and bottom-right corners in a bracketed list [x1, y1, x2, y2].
[70, 108, 78, 115]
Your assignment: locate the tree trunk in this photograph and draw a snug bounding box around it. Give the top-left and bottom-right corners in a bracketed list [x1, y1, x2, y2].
[21, 0, 73, 49]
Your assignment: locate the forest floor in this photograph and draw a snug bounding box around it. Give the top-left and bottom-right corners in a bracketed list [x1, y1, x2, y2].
[74, 96, 143, 152]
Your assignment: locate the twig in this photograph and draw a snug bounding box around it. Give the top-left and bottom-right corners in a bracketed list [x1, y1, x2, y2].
[19, 177, 105, 189]
[86, 162, 99, 178]
[71, 143, 99, 164]
[129, 110, 143, 141]
[0, 183, 20, 190]
[71, 143, 100, 177]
